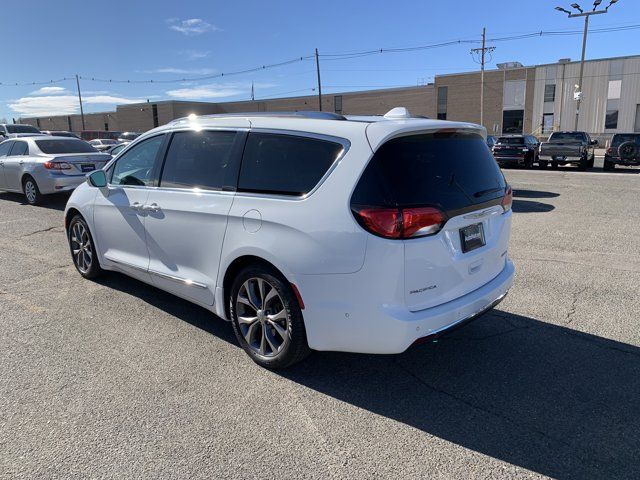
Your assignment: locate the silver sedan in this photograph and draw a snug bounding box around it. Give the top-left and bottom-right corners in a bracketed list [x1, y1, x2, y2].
[0, 136, 111, 205]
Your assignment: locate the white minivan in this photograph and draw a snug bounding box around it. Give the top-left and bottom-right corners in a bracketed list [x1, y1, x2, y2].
[65, 108, 514, 368]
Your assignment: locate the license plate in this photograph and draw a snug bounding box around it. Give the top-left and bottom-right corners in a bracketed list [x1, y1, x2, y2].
[80, 164, 95, 172]
[460, 223, 485, 253]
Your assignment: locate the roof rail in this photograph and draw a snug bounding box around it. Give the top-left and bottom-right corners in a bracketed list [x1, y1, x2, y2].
[169, 111, 346, 126]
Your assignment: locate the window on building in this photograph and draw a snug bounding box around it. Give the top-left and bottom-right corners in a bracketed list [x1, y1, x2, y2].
[67, 116, 73, 132]
[542, 113, 554, 134]
[503, 110, 524, 134]
[605, 110, 619, 130]
[152, 104, 159, 128]
[238, 133, 343, 196]
[635, 105, 640, 133]
[104, 122, 109, 131]
[334, 95, 343, 114]
[437, 86, 448, 120]
[160, 130, 238, 190]
[544, 84, 556, 103]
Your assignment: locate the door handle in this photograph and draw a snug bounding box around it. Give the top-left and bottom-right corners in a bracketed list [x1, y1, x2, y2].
[18, 160, 24, 165]
[142, 203, 160, 213]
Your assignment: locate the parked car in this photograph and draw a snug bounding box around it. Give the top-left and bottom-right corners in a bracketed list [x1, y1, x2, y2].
[40, 130, 80, 138]
[117, 132, 142, 143]
[538, 131, 597, 170]
[0, 136, 110, 205]
[89, 138, 119, 152]
[492, 135, 539, 169]
[604, 133, 640, 171]
[486, 135, 497, 149]
[0, 123, 42, 139]
[104, 143, 127, 156]
[64, 108, 515, 369]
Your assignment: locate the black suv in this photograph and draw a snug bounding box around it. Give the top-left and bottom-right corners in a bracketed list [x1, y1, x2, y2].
[604, 133, 640, 171]
[491, 135, 540, 168]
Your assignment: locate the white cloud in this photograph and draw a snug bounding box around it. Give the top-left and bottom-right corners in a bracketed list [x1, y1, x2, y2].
[9, 94, 146, 117]
[30, 86, 67, 95]
[166, 84, 245, 100]
[166, 18, 218, 36]
[142, 67, 217, 75]
[182, 50, 210, 61]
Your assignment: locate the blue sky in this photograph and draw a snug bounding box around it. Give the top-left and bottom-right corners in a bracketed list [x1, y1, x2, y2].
[1, 0, 638, 121]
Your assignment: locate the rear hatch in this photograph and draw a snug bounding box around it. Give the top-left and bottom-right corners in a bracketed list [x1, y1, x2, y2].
[354, 126, 511, 311]
[493, 137, 525, 157]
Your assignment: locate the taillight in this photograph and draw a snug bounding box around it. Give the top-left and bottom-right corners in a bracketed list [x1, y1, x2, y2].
[354, 206, 445, 239]
[501, 186, 513, 213]
[607, 147, 614, 155]
[44, 161, 72, 170]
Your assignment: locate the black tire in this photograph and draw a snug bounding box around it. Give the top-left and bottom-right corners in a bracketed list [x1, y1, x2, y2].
[551, 162, 559, 169]
[22, 175, 43, 205]
[578, 155, 588, 171]
[67, 215, 103, 279]
[230, 265, 310, 369]
[603, 159, 615, 171]
[538, 160, 548, 169]
[524, 153, 534, 169]
[588, 155, 595, 168]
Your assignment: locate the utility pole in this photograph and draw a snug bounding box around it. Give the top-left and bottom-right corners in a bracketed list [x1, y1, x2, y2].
[555, 1, 618, 131]
[471, 28, 495, 128]
[315, 48, 323, 111]
[75, 74, 85, 131]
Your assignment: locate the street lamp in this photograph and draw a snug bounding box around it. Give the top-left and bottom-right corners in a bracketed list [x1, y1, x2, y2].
[555, 1, 620, 130]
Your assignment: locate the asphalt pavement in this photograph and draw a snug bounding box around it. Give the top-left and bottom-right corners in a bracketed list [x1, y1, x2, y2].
[1, 161, 639, 479]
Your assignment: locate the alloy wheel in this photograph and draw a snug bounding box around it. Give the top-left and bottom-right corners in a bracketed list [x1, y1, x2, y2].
[25, 181, 37, 203]
[70, 222, 93, 273]
[236, 277, 290, 357]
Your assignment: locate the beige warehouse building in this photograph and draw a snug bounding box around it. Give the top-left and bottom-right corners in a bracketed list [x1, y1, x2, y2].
[19, 54, 640, 139]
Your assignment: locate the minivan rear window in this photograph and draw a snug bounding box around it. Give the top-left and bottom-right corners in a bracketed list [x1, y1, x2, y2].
[351, 132, 506, 213]
[36, 139, 97, 154]
[238, 133, 344, 196]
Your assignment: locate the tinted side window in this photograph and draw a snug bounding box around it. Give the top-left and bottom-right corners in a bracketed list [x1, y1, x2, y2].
[111, 135, 164, 187]
[0, 142, 13, 157]
[238, 133, 343, 195]
[161, 130, 237, 190]
[9, 141, 28, 156]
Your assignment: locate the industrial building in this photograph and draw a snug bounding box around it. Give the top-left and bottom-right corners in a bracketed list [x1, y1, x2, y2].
[19, 54, 640, 140]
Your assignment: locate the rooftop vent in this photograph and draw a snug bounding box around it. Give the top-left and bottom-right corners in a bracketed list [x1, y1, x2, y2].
[558, 58, 572, 64]
[496, 62, 524, 70]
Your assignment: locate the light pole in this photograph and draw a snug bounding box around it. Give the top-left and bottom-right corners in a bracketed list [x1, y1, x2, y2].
[555, 0, 619, 131]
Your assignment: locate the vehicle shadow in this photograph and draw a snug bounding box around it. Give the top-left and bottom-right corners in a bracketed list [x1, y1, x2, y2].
[280, 311, 640, 479]
[512, 199, 555, 213]
[546, 166, 640, 174]
[0, 191, 69, 211]
[513, 189, 560, 199]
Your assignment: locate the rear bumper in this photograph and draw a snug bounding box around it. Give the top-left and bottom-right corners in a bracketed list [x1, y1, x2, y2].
[298, 259, 515, 354]
[32, 171, 87, 194]
[539, 154, 582, 163]
[605, 155, 640, 166]
[495, 155, 526, 165]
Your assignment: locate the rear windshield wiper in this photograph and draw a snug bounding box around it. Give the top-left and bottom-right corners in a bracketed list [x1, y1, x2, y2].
[474, 187, 504, 198]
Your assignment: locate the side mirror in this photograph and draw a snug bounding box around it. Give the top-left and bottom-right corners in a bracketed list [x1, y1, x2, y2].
[88, 170, 107, 188]
[591, 140, 598, 146]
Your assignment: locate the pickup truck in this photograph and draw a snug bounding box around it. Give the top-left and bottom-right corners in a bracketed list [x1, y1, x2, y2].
[538, 131, 597, 170]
